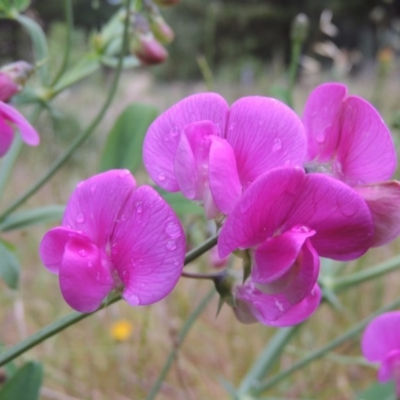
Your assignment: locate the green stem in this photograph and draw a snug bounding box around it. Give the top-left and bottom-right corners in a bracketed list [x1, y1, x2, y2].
[252, 295, 400, 396]
[184, 235, 218, 265]
[0, 105, 43, 202]
[287, 40, 301, 108]
[146, 288, 215, 400]
[237, 326, 300, 395]
[329, 254, 400, 293]
[0, 294, 121, 367]
[181, 270, 222, 280]
[0, 233, 217, 366]
[50, 0, 74, 87]
[0, 2, 131, 223]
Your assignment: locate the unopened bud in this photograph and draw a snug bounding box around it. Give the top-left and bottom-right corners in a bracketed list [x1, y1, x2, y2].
[210, 246, 229, 269]
[233, 297, 258, 324]
[150, 15, 174, 44]
[131, 13, 168, 65]
[291, 13, 309, 43]
[0, 61, 33, 102]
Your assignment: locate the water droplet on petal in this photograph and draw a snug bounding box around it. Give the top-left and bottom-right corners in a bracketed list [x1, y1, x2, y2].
[112, 242, 119, 255]
[272, 138, 282, 151]
[165, 221, 181, 239]
[316, 131, 326, 144]
[76, 213, 85, 223]
[284, 159, 291, 166]
[229, 122, 235, 130]
[275, 299, 284, 312]
[158, 172, 166, 181]
[127, 293, 140, 306]
[171, 126, 180, 137]
[90, 184, 96, 193]
[118, 170, 130, 178]
[135, 201, 143, 213]
[96, 272, 100, 281]
[166, 240, 176, 250]
[78, 249, 87, 257]
[87, 260, 93, 267]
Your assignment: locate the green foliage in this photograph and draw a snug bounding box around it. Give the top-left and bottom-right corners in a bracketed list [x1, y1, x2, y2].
[156, 190, 203, 218]
[99, 103, 158, 174]
[357, 381, 397, 400]
[0, 239, 20, 289]
[0, 205, 64, 232]
[0, 361, 43, 400]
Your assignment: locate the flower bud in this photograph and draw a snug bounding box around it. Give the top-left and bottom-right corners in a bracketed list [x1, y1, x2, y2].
[291, 13, 309, 43]
[131, 13, 168, 65]
[0, 61, 33, 102]
[143, 0, 175, 44]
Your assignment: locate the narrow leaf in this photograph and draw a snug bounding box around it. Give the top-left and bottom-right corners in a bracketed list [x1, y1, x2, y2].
[0, 361, 43, 400]
[0, 205, 64, 232]
[99, 103, 158, 173]
[157, 190, 203, 217]
[357, 381, 396, 400]
[0, 240, 20, 289]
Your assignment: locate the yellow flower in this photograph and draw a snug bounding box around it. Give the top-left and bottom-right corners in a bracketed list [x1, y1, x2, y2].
[110, 319, 134, 341]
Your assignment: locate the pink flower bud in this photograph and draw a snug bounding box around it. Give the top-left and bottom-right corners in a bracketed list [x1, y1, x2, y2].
[0, 61, 33, 102]
[150, 15, 175, 44]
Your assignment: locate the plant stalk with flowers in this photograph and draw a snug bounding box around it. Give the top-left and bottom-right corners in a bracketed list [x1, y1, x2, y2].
[0, 1, 400, 399]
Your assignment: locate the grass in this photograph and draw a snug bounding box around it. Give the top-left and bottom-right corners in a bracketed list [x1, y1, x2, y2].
[0, 62, 400, 400]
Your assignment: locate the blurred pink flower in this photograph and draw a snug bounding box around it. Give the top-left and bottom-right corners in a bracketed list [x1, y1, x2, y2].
[0, 101, 39, 156]
[39, 170, 185, 313]
[144, 93, 306, 218]
[303, 83, 400, 247]
[218, 167, 373, 324]
[0, 61, 33, 102]
[362, 311, 400, 396]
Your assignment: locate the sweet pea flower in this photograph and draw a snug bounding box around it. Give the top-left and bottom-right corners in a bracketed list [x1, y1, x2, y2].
[362, 311, 400, 396]
[143, 93, 306, 218]
[303, 83, 400, 246]
[0, 61, 33, 102]
[218, 167, 373, 322]
[39, 170, 185, 313]
[0, 101, 40, 156]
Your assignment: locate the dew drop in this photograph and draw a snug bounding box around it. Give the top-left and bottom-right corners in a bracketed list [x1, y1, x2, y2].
[315, 130, 326, 144]
[130, 259, 136, 267]
[284, 159, 291, 166]
[171, 126, 180, 137]
[165, 221, 181, 238]
[229, 122, 235, 130]
[90, 184, 97, 193]
[272, 138, 282, 151]
[158, 172, 166, 181]
[96, 272, 100, 281]
[118, 170, 129, 178]
[112, 242, 119, 255]
[76, 213, 85, 223]
[78, 249, 87, 257]
[275, 299, 284, 312]
[87, 260, 93, 267]
[135, 201, 143, 213]
[166, 240, 176, 250]
[127, 293, 140, 306]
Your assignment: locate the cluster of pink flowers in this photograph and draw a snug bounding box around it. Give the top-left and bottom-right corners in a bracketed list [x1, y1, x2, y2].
[143, 83, 400, 326]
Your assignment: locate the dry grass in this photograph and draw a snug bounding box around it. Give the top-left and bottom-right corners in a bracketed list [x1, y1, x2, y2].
[1, 65, 400, 400]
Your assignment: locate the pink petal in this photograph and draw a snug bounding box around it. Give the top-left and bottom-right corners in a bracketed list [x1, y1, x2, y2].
[62, 170, 137, 248]
[362, 311, 400, 362]
[143, 93, 229, 191]
[252, 227, 315, 285]
[39, 227, 90, 274]
[0, 116, 14, 156]
[0, 101, 39, 146]
[355, 181, 400, 247]
[254, 236, 320, 306]
[265, 284, 321, 327]
[377, 350, 400, 382]
[111, 185, 185, 306]
[227, 97, 306, 186]
[337, 95, 396, 185]
[218, 167, 305, 258]
[209, 135, 242, 214]
[286, 173, 373, 260]
[59, 237, 114, 313]
[303, 83, 347, 162]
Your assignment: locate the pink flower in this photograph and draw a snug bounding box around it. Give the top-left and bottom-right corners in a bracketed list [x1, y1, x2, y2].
[0, 61, 33, 102]
[218, 167, 373, 323]
[303, 83, 400, 246]
[39, 170, 185, 313]
[362, 311, 400, 396]
[0, 101, 40, 156]
[143, 93, 306, 218]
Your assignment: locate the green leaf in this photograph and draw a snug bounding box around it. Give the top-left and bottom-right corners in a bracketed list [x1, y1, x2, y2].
[52, 55, 101, 95]
[99, 103, 158, 174]
[0, 205, 64, 232]
[16, 14, 49, 85]
[0, 361, 43, 400]
[12, 0, 29, 12]
[357, 381, 396, 400]
[0, 240, 20, 289]
[157, 190, 204, 217]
